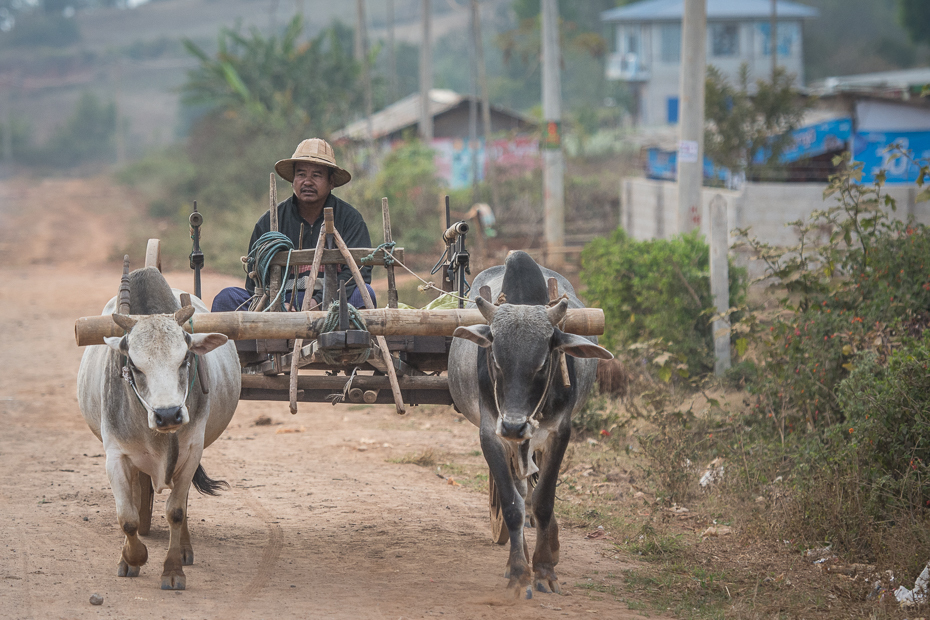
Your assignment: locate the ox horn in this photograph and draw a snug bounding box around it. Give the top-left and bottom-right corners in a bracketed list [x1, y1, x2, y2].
[174, 306, 195, 325]
[475, 296, 497, 322]
[112, 313, 137, 331]
[546, 298, 569, 326]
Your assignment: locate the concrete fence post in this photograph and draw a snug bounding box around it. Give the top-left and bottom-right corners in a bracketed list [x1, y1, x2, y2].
[710, 194, 731, 375]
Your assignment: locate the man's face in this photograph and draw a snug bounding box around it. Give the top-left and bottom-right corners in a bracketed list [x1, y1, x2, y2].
[293, 162, 334, 207]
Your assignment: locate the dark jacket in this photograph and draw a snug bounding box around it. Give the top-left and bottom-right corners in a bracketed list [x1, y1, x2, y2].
[245, 192, 372, 302]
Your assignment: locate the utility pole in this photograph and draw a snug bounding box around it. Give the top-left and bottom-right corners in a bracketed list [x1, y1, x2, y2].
[1, 74, 12, 164]
[770, 0, 778, 80]
[356, 0, 374, 157]
[676, 0, 706, 235]
[387, 0, 397, 102]
[354, 0, 365, 63]
[468, 3, 479, 202]
[472, 0, 500, 211]
[541, 0, 564, 270]
[419, 0, 433, 141]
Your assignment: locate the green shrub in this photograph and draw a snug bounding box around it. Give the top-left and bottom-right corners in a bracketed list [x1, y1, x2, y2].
[580, 227, 746, 374]
[341, 140, 442, 254]
[39, 91, 116, 167]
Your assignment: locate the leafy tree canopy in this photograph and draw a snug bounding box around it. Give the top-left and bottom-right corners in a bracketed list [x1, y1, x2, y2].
[704, 64, 810, 180]
[181, 16, 362, 136]
[899, 0, 930, 46]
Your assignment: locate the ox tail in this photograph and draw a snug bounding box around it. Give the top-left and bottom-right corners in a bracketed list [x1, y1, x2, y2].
[192, 464, 229, 496]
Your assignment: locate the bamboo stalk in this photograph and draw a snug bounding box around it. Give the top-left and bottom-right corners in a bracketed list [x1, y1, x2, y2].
[382, 197, 398, 309]
[289, 225, 328, 414]
[75, 307, 605, 346]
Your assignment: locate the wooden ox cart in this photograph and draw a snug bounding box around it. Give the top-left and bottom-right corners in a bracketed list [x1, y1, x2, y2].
[74, 189, 606, 543]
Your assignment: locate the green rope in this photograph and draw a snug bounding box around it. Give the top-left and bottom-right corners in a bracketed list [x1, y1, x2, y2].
[361, 241, 397, 266]
[245, 232, 294, 311]
[317, 300, 371, 366]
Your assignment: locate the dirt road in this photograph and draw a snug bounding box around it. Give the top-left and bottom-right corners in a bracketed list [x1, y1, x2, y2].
[0, 177, 655, 619]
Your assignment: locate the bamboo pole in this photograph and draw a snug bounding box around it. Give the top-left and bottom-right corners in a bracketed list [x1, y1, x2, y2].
[289, 222, 328, 414]
[382, 197, 398, 309]
[244, 374, 448, 391]
[76, 307, 605, 346]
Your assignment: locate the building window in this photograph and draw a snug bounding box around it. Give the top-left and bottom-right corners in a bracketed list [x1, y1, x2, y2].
[660, 24, 681, 62]
[667, 97, 679, 124]
[627, 31, 639, 55]
[711, 23, 739, 57]
[758, 21, 799, 56]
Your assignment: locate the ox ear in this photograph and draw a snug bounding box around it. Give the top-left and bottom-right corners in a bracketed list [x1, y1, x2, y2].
[112, 313, 137, 332]
[175, 306, 195, 325]
[552, 330, 614, 360]
[453, 325, 493, 348]
[104, 335, 128, 354]
[189, 333, 228, 355]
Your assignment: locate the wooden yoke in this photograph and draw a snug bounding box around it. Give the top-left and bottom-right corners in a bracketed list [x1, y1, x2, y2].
[323, 207, 406, 415]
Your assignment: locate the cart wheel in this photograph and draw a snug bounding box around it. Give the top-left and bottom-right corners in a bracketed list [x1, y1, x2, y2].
[138, 472, 154, 536]
[488, 470, 509, 545]
[145, 239, 161, 272]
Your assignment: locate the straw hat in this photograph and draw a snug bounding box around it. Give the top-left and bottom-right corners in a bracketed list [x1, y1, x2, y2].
[274, 138, 352, 187]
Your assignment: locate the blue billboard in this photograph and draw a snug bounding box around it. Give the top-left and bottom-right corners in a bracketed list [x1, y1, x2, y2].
[854, 130, 930, 184]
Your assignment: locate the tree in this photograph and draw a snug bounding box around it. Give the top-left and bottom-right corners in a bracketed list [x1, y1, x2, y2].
[704, 64, 810, 181]
[899, 0, 930, 46]
[181, 17, 362, 135]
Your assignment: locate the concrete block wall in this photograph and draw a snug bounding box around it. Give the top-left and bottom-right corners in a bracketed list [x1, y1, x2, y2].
[621, 178, 930, 248]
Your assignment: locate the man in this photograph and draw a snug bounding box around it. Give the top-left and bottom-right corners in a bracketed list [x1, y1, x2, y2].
[212, 138, 376, 312]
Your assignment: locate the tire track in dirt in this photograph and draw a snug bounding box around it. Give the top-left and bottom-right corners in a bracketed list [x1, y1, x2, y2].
[216, 491, 284, 619]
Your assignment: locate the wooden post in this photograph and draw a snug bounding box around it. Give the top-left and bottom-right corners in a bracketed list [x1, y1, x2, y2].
[289, 220, 328, 414]
[322, 209, 338, 308]
[329, 225, 407, 415]
[118, 255, 131, 315]
[710, 194, 731, 375]
[382, 197, 398, 309]
[268, 173, 283, 311]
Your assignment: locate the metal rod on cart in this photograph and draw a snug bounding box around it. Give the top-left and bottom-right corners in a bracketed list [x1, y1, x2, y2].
[189, 201, 204, 300]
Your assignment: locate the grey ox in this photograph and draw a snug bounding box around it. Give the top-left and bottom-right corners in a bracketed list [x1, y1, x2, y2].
[77, 267, 240, 590]
[448, 251, 613, 598]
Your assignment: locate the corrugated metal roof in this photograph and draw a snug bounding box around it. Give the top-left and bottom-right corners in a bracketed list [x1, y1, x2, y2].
[332, 89, 534, 142]
[811, 67, 930, 94]
[601, 0, 818, 22]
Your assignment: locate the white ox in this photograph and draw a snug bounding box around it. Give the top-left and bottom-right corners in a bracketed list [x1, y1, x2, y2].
[77, 267, 240, 590]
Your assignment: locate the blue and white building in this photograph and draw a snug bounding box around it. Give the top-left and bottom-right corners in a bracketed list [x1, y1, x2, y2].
[601, 0, 818, 126]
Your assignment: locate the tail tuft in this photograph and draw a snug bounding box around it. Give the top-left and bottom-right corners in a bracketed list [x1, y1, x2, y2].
[192, 464, 229, 496]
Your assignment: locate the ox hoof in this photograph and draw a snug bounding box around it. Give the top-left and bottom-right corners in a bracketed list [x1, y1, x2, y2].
[181, 548, 194, 566]
[535, 578, 561, 594]
[525, 586, 533, 600]
[117, 560, 140, 578]
[161, 572, 186, 590]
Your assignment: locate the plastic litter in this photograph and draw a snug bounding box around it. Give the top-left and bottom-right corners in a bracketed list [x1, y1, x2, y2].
[895, 561, 930, 606]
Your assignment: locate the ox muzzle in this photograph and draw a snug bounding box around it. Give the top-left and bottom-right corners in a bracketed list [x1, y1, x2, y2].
[496, 414, 534, 442]
[152, 406, 186, 431]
